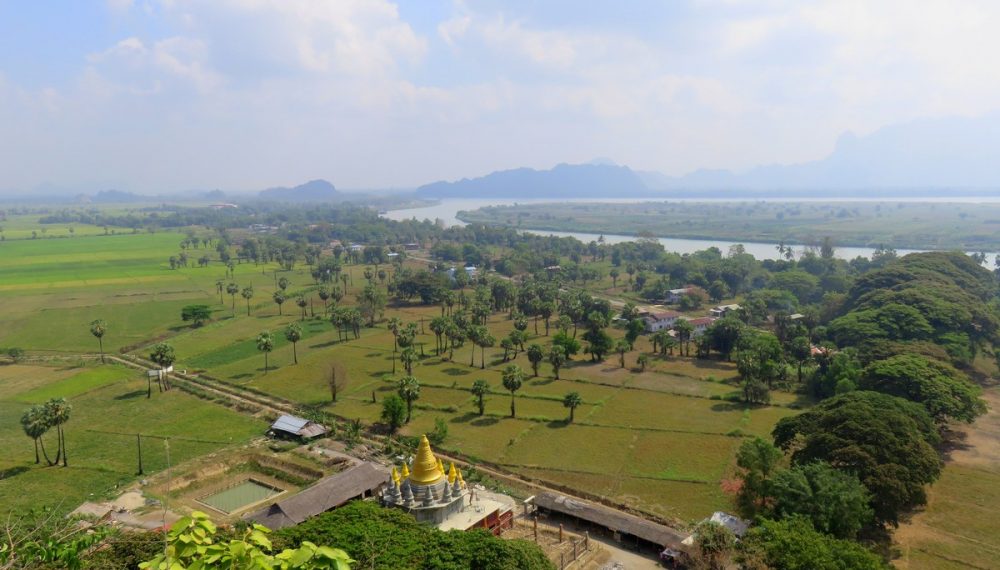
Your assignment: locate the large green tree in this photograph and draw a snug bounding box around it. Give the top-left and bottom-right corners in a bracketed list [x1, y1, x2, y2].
[860, 354, 986, 423]
[737, 517, 888, 570]
[562, 392, 582, 423]
[768, 462, 873, 539]
[772, 391, 941, 525]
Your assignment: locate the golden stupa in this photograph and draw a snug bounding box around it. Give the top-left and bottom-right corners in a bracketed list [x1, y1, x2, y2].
[408, 434, 445, 485]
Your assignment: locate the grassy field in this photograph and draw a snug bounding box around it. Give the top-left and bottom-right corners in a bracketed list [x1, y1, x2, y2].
[0, 224, 788, 523]
[458, 200, 1000, 251]
[893, 386, 1000, 569]
[0, 363, 264, 513]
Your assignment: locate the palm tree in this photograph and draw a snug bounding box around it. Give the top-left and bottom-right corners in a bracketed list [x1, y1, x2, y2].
[317, 286, 331, 315]
[563, 391, 582, 422]
[397, 375, 421, 423]
[241, 285, 255, 316]
[471, 379, 489, 415]
[20, 406, 51, 465]
[501, 364, 524, 418]
[615, 339, 631, 368]
[296, 296, 308, 320]
[284, 323, 302, 364]
[44, 398, 71, 467]
[89, 319, 108, 364]
[272, 291, 286, 315]
[478, 332, 495, 370]
[526, 344, 544, 376]
[548, 345, 566, 379]
[400, 347, 417, 375]
[256, 330, 274, 374]
[278, 276, 289, 291]
[226, 282, 239, 315]
[215, 280, 225, 304]
[387, 317, 402, 373]
[637, 353, 649, 372]
[673, 320, 694, 356]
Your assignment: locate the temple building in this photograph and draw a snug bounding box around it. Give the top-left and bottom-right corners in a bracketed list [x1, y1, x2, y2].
[383, 435, 513, 534]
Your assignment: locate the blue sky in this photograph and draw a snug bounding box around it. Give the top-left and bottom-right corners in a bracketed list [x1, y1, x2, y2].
[2, 0, 999, 193]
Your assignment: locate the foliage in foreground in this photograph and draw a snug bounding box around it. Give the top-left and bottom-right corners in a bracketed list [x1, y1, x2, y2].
[139, 511, 352, 570]
[275, 501, 554, 570]
[738, 517, 888, 570]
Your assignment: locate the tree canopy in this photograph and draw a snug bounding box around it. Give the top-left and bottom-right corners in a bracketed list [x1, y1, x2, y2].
[772, 391, 941, 525]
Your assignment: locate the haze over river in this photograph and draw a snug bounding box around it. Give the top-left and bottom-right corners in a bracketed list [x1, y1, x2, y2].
[383, 198, 999, 262]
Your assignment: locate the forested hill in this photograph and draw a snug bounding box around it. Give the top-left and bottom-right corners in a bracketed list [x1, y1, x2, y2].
[415, 163, 651, 199]
[258, 179, 340, 202]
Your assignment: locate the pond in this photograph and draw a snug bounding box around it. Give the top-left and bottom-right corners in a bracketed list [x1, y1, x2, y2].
[199, 479, 283, 514]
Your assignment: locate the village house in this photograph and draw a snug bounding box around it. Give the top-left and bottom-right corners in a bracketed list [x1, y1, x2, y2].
[709, 304, 742, 318]
[681, 316, 717, 337]
[665, 287, 692, 304]
[642, 310, 682, 332]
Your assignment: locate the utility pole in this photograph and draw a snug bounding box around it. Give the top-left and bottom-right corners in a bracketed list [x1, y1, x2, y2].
[136, 433, 143, 475]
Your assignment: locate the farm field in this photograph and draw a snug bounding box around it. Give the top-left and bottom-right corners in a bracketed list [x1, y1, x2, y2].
[0, 363, 264, 513]
[458, 200, 1000, 251]
[894, 387, 1000, 569]
[0, 226, 797, 524]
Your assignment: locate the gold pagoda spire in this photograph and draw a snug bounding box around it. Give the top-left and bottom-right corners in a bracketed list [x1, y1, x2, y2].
[437, 458, 445, 474]
[409, 434, 444, 485]
[447, 462, 458, 484]
[391, 467, 400, 486]
[401, 463, 410, 478]
[457, 469, 466, 488]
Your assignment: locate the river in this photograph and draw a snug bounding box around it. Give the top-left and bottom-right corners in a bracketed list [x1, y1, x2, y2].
[382, 198, 995, 262]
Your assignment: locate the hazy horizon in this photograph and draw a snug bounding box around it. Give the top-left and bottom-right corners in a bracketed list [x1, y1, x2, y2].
[4, 1, 1000, 195]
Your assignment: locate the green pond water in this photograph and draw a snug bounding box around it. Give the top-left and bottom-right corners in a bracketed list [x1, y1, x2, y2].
[200, 480, 281, 513]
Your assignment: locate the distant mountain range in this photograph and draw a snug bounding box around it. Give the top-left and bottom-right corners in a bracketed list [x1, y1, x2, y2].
[415, 163, 652, 199]
[258, 179, 340, 202]
[415, 114, 1000, 199]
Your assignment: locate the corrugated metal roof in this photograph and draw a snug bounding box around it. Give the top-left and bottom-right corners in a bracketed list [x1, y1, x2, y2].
[533, 491, 688, 548]
[247, 462, 389, 529]
[271, 414, 309, 434]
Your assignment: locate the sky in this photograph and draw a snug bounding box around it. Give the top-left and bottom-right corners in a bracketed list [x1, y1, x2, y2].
[2, 0, 1000, 194]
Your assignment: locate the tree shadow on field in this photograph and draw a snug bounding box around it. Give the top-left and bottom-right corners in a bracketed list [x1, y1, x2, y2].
[528, 377, 555, 386]
[441, 367, 470, 377]
[710, 402, 746, 412]
[471, 417, 499, 427]
[114, 390, 147, 401]
[450, 412, 478, 424]
[230, 373, 253, 380]
[0, 466, 29, 480]
[546, 419, 571, 429]
[309, 340, 340, 349]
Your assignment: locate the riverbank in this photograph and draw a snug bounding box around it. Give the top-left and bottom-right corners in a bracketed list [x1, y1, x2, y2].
[454, 200, 1000, 252]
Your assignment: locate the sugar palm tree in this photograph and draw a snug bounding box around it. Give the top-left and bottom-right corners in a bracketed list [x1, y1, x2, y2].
[296, 296, 308, 320]
[284, 323, 302, 364]
[256, 330, 274, 374]
[89, 319, 108, 364]
[548, 345, 566, 379]
[226, 282, 239, 315]
[241, 285, 255, 316]
[563, 392, 582, 423]
[400, 347, 417, 375]
[615, 339, 631, 368]
[527, 344, 544, 376]
[272, 291, 286, 315]
[478, 332, 495, 370]
[387, 317, 402, 373]
[44, 398, 71, 467]
[471, 379, 489, 415]
[149, 342, 176, 391]
[397, 375, 421, 423]
[501, 364, 524, 418]
[20, 406, 51, 465]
